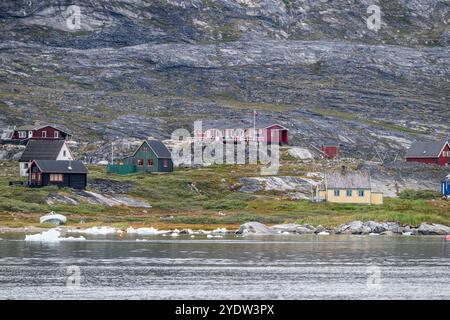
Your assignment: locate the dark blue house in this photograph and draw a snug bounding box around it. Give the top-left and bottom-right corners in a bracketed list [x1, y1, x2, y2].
[442, 174, 450, 197]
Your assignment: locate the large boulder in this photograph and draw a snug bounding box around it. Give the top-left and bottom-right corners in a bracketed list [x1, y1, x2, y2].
[335, 221, 371, 234]
[271, 223, 316, 234]
[418, 223, 450, 235]
[237, 222, 277, 235]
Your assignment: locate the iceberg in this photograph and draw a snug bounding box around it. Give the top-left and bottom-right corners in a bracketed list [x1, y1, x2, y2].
[70, 226, 119, 235]
[25, 229, 85, 242]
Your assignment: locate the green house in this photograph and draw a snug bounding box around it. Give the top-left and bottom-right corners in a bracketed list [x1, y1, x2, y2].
[108, 140, 173, 174]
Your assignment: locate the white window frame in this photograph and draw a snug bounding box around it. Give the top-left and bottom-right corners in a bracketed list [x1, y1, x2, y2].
[41, 131, 47, 138]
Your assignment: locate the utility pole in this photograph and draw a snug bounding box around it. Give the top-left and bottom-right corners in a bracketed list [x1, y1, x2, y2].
[111, 141, 114, 165]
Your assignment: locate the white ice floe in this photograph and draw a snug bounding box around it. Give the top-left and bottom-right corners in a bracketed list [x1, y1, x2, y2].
[170, 232, 179, 237]
[317, 231, 330, 235]
[70, 226, 119, 235]
[25, 229, 85, 242]
[402, 232, 413, 236]
[135, 239, 148, 242]
[369, 233, 380, 236]
[212, 228, 228, 234]
[207, 234, 223, 238]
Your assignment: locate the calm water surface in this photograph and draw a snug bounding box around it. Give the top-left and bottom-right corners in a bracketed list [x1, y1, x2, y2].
[0, 233, 449, 299]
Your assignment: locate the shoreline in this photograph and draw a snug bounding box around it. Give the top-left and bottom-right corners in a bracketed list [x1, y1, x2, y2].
[2, 220, 449, 236]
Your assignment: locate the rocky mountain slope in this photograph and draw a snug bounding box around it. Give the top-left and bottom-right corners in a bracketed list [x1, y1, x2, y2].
[0, 0, 449, 160]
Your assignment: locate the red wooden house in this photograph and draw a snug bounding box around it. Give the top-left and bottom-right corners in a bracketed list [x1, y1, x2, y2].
[12, 125, 70, 142]
[320, 142, 340, 159]
[405, 140, 450, 166]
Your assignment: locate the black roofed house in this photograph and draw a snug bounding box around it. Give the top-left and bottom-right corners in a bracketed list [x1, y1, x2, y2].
[405, 140, 450, 166]
[19, 140, 74, 177]
[28, 160, 88, 190]
[108, 140, 173, 174]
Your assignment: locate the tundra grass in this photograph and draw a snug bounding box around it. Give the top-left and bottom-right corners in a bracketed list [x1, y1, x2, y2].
[0, 160, 448, 230]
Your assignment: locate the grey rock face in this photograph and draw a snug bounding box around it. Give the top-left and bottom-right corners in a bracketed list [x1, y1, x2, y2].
[272, 223, 316, 234]
[418, 223, 450, 235]
[237, 221, 277, 234]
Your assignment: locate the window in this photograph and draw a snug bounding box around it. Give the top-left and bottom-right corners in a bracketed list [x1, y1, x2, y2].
[358, 190, 365, 197]
[49, 174, 63, 182]
[163, 159, 169, 168]
[137, 159, 144, 166]
[41, 131, 47, 138]
[18, 131, 27, 138]
[54, 131, 59, 138]
[142, 146, 149, 152]
[24, 163, 29, 169]
[28, 131, 33, 138]
[334, 190, 340, 197]
[148, 159, 153, 166]
[346, 189, 353, 197]
[63, 151, 67, 157]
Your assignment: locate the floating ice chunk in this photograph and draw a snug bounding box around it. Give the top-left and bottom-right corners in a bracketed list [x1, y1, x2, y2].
[170, 232, 179, 237]
[212, 228, 228, 234]
[25, 229, 85, 242]
[126, 227, 138, 234]
[402, 232, 413, 236]
[136, 227, 160, 235]
[369, 233, 380, 236]
[136, 239, 148, 242]
[70, 226, 118, 235]
[207, 234, 223, 238]
[317, 231, 330, 235]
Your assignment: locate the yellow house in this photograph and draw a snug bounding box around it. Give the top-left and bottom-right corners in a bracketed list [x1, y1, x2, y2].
[318, 171, 383, 205]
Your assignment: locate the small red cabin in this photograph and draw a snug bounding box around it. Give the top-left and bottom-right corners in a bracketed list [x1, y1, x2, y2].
[321, 143, 340, 159]
[405, 140, 450, 166]
[12, 125, 69, 142]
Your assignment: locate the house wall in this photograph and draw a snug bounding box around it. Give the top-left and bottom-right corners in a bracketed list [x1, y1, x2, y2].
[40, 173, 86, 189]
[32, 126, 67, 140]
[442, 180, 450, 196]
[321, 146, 339, 159]
[19, 162, 30, 177]
[438, 144, 450, 166]
[370, 192, 384, 205]
[326, 188, 372, 204]
[406, 157, 439, 165]
[56, 143, 74, 160]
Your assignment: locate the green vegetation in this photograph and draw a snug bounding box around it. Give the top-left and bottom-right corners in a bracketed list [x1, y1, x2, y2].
[0, 160, 448, 230]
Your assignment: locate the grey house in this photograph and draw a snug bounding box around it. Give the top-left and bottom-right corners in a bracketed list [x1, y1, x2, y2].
[28, 160, 88, 190]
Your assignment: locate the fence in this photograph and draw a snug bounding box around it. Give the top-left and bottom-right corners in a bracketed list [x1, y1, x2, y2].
[107, 164, 137, 175]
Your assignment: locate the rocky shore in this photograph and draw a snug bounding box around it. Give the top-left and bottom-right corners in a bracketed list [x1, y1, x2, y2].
[237, 221, 450, 236]
[2, 221, 450, 237]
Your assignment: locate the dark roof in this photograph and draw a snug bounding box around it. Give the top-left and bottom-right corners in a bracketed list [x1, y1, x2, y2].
[326, 171, 371, 189]
[31, 160, 87, 174]
[19, 140, 66, 162]
[133, 140, 172, 158]
[406, 140, 449, 158]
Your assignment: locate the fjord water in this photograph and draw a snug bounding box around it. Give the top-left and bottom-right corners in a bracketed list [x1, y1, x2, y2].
[0, 234, 449, 299]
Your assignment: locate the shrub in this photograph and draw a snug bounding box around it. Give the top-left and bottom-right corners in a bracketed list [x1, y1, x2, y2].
[399, 189, 441, 200]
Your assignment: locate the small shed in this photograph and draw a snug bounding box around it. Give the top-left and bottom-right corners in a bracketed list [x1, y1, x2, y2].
[320, 141, 340, 159]
[28, 160, 88, 190]
[442, 174, 450, 197]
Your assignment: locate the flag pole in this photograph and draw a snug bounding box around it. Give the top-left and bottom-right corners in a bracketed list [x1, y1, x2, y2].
[253, 110, 256, 142]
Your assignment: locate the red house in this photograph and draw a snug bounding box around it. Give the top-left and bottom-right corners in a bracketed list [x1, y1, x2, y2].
[320, 142, 340, 159]
[195, 121, 289, 145]
[12, 125, 70, 142]
[405, 140, 450, 166]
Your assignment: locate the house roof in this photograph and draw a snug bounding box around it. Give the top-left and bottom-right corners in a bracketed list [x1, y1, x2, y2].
[133, 140, 172, 158]
[406, 140, 449, 158]
[444, 174, 450, 181]
[16, 124, 70, 134]
[19, 140, 66, 162]
[325, 171, 371, 189]
[30, 160, 87, 174]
